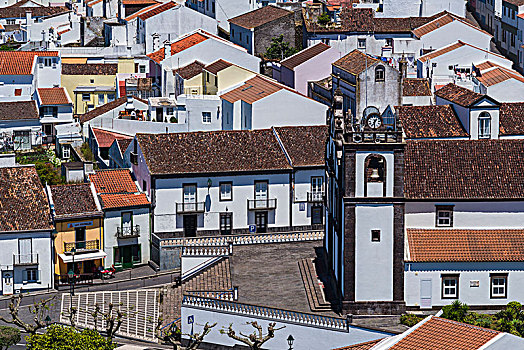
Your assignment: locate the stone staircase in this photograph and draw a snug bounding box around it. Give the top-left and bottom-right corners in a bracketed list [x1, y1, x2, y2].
[299, 258, 333, 312]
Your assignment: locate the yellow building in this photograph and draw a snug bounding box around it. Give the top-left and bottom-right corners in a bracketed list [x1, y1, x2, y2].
[61, 58, 135, 115]
[48, 183, 105, 284]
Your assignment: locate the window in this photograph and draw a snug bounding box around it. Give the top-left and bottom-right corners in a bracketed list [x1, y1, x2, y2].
[442, 274, 459, 299]
[42, 106, 56, 118]
[311, 176, 323, 201]
[220, 212, 232, 235]
[90, 79, 95, 84]
[43, 58, 52, 67]
[183, 185, 197, 203]
[139, 65, 146, 73]
[254, 181, 268, 208]
[231, 28, 234, 37]
[375, 65, 385, 82]
[436, 205, 453, 227]
[478, 112, 491, 139]
[6, 19, 15, 25]
[510, 33, 515, 47]
[98, 94, 105, 105]
[167, 107, 174, 115]
[357, 38, 366, 49]
[202, 111, 211, 124]
[62, 144, 70, 159]
[491, 274, 507, 298]
[82, 93, 90, 101]
[371, 229, 380, 242]
[219, 182, 232, 201]
[107, 94, 115, 102]
[25, 268, 38, 283]
[14, 88, 21, 96]
[385, 38, 393, 47]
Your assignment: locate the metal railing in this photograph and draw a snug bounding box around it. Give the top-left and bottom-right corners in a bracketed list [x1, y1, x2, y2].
[64, 239, 99, 253]
[176, 202, 205, 214]
[247, 198, 277, 210]
[161, 230, 324, 247]
[55, 273, 94, 286]
[116, 225, 140, 238]
[182, 295, 348, 332]
[13, 253, 38, 265]
[307, 191, 324, 202]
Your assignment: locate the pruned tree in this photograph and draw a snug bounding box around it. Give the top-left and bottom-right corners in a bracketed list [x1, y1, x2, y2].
[153, 316, 215, 350]
[61, 304, 78, 330]
[221, 321, 284, 350]
[0, 294, 55, 335]
[89, 303, 129, 341]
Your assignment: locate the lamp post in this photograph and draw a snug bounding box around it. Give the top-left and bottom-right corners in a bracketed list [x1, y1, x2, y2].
[68, 247, 76, 296]
[287, 335, 294, 350]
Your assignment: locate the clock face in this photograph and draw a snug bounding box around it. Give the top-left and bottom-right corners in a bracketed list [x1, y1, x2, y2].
[367, 115, 382, 129]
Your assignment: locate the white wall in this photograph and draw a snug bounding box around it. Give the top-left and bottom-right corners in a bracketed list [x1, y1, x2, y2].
[292, 168, 324, 227]
[181, 304, 389, 350]
[420, 21, 492, 53]
[485, 79, 524, 103]
[102, 207, 150, 268]
[355, 204, 394, 301]
[406, 201, 524, 229]
[292, 46, 342, 95]
[0, 231, 53, 294]
[355, 151, 394, 198]
[153, 173, 291, 234]
[405, 262, 524, 307]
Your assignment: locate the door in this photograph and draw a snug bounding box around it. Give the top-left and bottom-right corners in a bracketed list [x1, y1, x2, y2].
[255, 211, 268, 233]
[18, 238, 32, 264]
[255, 181, 268, 209]
[220, 213, 232, 235]
[183, 185, 197, 211]
[75, 227, 86, 249]
[311, 206, 323, 225]
[183, 215, 197, 237]
[420, 279, 432, 309]
[121, 212, 133, 236]
[122, 246, 133, 268]
[2, 271, 13, 295]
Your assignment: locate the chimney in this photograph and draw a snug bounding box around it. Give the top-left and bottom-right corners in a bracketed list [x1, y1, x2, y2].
[25, 11, 32, 26]
[163, 41, 171, 59]
[125, 95, 134, 109]
[152, 33, 160, 52]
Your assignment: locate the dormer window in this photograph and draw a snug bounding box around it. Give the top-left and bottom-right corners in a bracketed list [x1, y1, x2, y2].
[478, 112, 491, 139]
[375, 65, 385, 82]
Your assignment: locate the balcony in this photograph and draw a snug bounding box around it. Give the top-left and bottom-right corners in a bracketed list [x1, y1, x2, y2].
[64, 240, 100, 253]
[176, 202, 205, 214]
[247, 199, 277, 210]
[307, 192, 324, 203]
[13, 254, 38, 266]
[116, 225, 140, 238]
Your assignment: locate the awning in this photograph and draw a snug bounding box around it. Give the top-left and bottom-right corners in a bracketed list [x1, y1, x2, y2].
[58, 251, 107, 263]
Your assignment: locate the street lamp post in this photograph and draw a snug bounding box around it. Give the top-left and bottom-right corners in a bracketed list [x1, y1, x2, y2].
[68, 247, 76, 296]
[287, 335, 294, 350]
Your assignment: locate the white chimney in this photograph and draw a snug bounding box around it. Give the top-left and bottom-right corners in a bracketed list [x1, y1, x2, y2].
[163, 41, 171, 59]
[125, 95, 133, 109]
[152, 33, 160, 52]
[25, 11, 32, 26]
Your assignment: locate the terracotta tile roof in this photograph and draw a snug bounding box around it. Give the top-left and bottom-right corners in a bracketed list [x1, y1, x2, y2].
[0, 51, 58, 75]
[136, 129, 292, 175]
[57, 28, 70, 35]
[204, 59, 233, 75]
[62, 63, 118, 75]
[92, 128, 132, 148]
[504, 0, 524, 5]
[99, 193, 150, 209]
[402, 78, 431, 96]
[122, 0, 158, 5]
[138, 0, 177, 20]
[274, 125, 327, 167]
[412, 13, 489, 38]
[434, 83, 487, 107]
[0, 4, 69, 19]
[0, 166, 53, 232]
[146, 32, 208, 63]
[396, 105, 468, 139]
[476, 65, 524, 87]
[333, 339, 382, 350]
[405, 139, 524, 199]
[407, 229, 524, 263]
[50, 183, 102, 220]
[281, 43, 330, 70]
[220, 75, 283, 104]
[228, 5, 292, 29]
[173, 60, 205, 79]
[124, 2, 159, 20]
[419, 41, 507, 63]
[390, 317, 499, 350]
[333, 49, 379, 75]
[79, 96, 146, 123]
[87, 0, 103, 6]
[116, 138, 132, 154]
[90, 169, 139, 194]
[500, 102, 524, 135]
[37, 87, 70, 105]
[0, 100, 38, 120]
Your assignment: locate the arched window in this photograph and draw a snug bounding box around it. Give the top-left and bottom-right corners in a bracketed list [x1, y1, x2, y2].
[364, 154, 386, 197]
[375, 65, 385, 82]
[478, 112, 491, 139]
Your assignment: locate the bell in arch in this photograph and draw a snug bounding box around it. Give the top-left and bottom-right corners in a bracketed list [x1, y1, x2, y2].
[370, 168, 380, 180]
